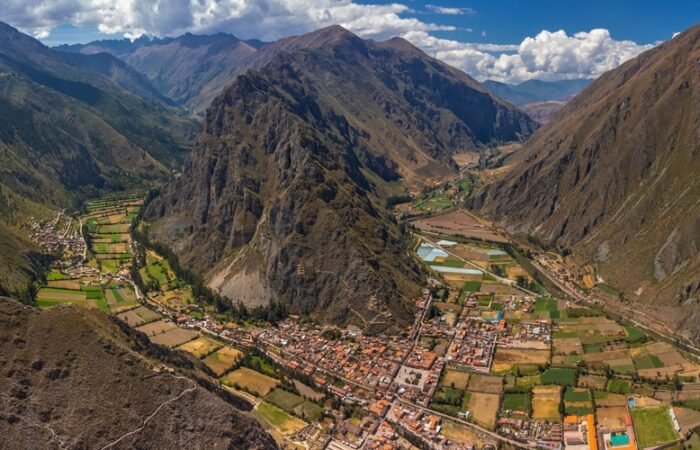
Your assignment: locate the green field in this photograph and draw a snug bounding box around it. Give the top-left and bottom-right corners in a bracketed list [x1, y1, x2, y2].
[564, 388, 593, 415]
[36, 287, 87, 307]
[266, 388, 304, 411]
[541, 368, 576, 386]
[624, 326, 646, 343]
[429, 259, 466, 268]
[143, 255, 171, 286]
[535, 297, 558, 312]
[515, 375, 541, 387]
[46, 271, 70, 281]
[295, 400, 323, 421]
[415, 194, 452, 211]
[606, 378, 632, 394]
[502, 392, 530, 413]
[256, 401, 305, 433]
[563, 388, 591, 402]
[679, 399, 700, 411]
[96, 224, 130, 234]
[265, 391, 323, 422]
[100, 259, 121, 273]
[111, 288, 124, 302]
[630, 407, 678, 448]
[36, 299, 80, 308]
[81, 286, 109, 312]
[463, 281, 482, 292]
[633, 355, 663, 370]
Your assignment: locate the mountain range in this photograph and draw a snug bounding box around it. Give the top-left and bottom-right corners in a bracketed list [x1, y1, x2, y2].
[144, 25, 535, 330]
[57, 33, 269, 111]
[482, 78, 592, 124]
[472, 24, 700, 342]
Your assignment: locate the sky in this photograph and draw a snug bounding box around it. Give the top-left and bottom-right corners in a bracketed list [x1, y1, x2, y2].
[2, 0, 699, 83]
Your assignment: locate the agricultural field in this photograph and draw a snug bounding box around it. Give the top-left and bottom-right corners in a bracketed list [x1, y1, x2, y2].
[176, 336, 222, 358]
[532, 385, 562, 421]
[149, 328, 198, 348]
[411, 210, 507, 243]
[151, 287, 194, 310]
[105, 287, 138, 311]
[462, 281, 482, 292]
[266, 388, 305, 411]
[440, 369, 471, 390]
[594, 391, 628, 408]
[467, 392, 500, 429]
[501, 391, 530, 415]
[136, 319, 177, 336]
[413, 194, 452, 212]
[36, 287, 86, 301]
[140, 251, 174, 288]
[36, 287, 87, 309]
[265, 388, 323, 421]
[47, 279, 82, 290]
[468, 374, 504, 394]
[222, 368, 279, 397]
[441, 421, 482, 446]
[46, 270, 71, 281]
[255, 401, 306, 435]
[563, 388, 593, 415]
[541, 368, 576, 386]
[116, 306, 162, 326]
[515, 375, 542, 388]
[492, 347, 550, 373]
[630, 406, 678, 448]
[430, 386, 466, 416]
[203, 346, 244, 376]
[577, 375, 607, 390]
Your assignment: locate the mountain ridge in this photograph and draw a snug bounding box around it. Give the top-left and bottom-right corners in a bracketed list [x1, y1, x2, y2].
[0, 297, 277, 448]
[145, 25, 535, 330]
[472, 24, 700, 343]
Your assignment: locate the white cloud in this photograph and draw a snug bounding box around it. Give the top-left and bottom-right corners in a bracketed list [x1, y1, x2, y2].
[2, 0, 453, 42]
[425, 4, 476, 15]
[1, 0, 656, 83]
[403, 29, 654, 83]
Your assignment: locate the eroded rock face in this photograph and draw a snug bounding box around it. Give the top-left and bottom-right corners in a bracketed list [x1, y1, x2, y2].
[147, 26, 534, 329]
[473, 24, 700, 342]
[0, 298, 277, 449]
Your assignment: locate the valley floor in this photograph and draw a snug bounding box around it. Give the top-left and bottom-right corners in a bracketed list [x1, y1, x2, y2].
[25, 194, 700, 450]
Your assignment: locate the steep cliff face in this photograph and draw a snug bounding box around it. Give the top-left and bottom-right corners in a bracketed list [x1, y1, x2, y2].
[147, 26, 534, 329]
[473, 25, 700, 341]
[0, 298, 277, 449]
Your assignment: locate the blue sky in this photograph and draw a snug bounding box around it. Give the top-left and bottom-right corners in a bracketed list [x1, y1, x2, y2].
[3, 0, 698, 82]
[371, 0, 699, 44]
[38, 1, 699, 47]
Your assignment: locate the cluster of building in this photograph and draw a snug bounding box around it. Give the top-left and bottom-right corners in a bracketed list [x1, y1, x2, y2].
[30, 211, 85, 263]
[498, 320, 552, 348]
[446, 307, 498, 371]
[387, 402, 476, 450]
[497, 419, 563, 450]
